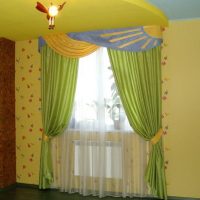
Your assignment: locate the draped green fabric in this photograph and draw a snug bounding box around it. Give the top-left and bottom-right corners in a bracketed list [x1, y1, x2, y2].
[39, 45, 78, 189]
[108, 47, 167, 199]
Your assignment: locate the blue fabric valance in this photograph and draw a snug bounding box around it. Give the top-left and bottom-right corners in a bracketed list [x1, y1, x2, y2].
[68, 26, 162, 52]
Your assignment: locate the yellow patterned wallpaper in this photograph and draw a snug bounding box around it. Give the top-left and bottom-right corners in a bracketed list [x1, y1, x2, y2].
[161, 30, 169, 170]
[15, 19, 200, 197]
[15, 40, 42, 184]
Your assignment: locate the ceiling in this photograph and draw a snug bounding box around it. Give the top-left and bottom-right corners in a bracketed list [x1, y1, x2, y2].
[0, 0, 200, 41]
[148, 0, 200, 20]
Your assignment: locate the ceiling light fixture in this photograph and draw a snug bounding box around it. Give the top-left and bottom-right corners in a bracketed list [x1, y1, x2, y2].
[36, 1, 66, 30]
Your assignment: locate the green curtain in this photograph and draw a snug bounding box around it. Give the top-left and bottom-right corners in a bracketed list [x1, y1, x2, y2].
[108, 47, 167, 199]
[39, 45, 78, 189]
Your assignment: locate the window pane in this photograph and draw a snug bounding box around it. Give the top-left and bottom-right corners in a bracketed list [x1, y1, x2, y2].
[69, 48, 132, 131]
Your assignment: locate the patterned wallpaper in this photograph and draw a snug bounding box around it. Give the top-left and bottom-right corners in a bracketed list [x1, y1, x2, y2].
[161, 28, 170, 177]
[15, 40, 42, 184]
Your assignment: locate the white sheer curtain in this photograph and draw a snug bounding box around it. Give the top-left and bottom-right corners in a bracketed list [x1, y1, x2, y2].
[51, 48, 149, 198]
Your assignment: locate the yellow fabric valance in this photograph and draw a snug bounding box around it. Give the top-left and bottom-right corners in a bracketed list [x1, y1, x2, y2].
[43, 33, 99, 58]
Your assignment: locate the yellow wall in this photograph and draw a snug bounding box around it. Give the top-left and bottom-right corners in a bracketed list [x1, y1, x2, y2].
[15, 19, 200, 197]
[15, 40, 42, 184]
[162, 20, 200, 198]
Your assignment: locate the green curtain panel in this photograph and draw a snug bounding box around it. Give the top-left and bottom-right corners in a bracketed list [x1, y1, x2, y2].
[108, 47, 167, 199]
[39, 45, 78, 189]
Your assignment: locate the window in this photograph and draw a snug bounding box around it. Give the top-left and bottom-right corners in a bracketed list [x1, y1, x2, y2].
[69, 47, 132, 132]
[51, 48, 148, 197]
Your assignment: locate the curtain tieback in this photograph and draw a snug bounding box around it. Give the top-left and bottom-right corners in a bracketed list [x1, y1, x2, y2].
[43, 133, 51, 142]
[150, 128, 163, 145]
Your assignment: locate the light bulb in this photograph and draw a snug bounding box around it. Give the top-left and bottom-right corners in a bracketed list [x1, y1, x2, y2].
[48, 5, 58, 17]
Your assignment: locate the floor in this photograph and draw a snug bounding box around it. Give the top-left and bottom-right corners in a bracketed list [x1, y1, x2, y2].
[0, 186, 157, 200]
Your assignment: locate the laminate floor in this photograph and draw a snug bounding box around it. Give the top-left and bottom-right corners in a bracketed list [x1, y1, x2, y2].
[0, 187, 157, 200]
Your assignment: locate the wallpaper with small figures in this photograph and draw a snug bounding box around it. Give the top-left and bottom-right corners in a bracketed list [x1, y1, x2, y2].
[15, 40, 42, 184]
[15, 39, 170, 185]
[161, 28, 170, 181]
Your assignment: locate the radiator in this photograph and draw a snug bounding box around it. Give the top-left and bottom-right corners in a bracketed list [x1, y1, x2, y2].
[74, 140, 122, 179]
